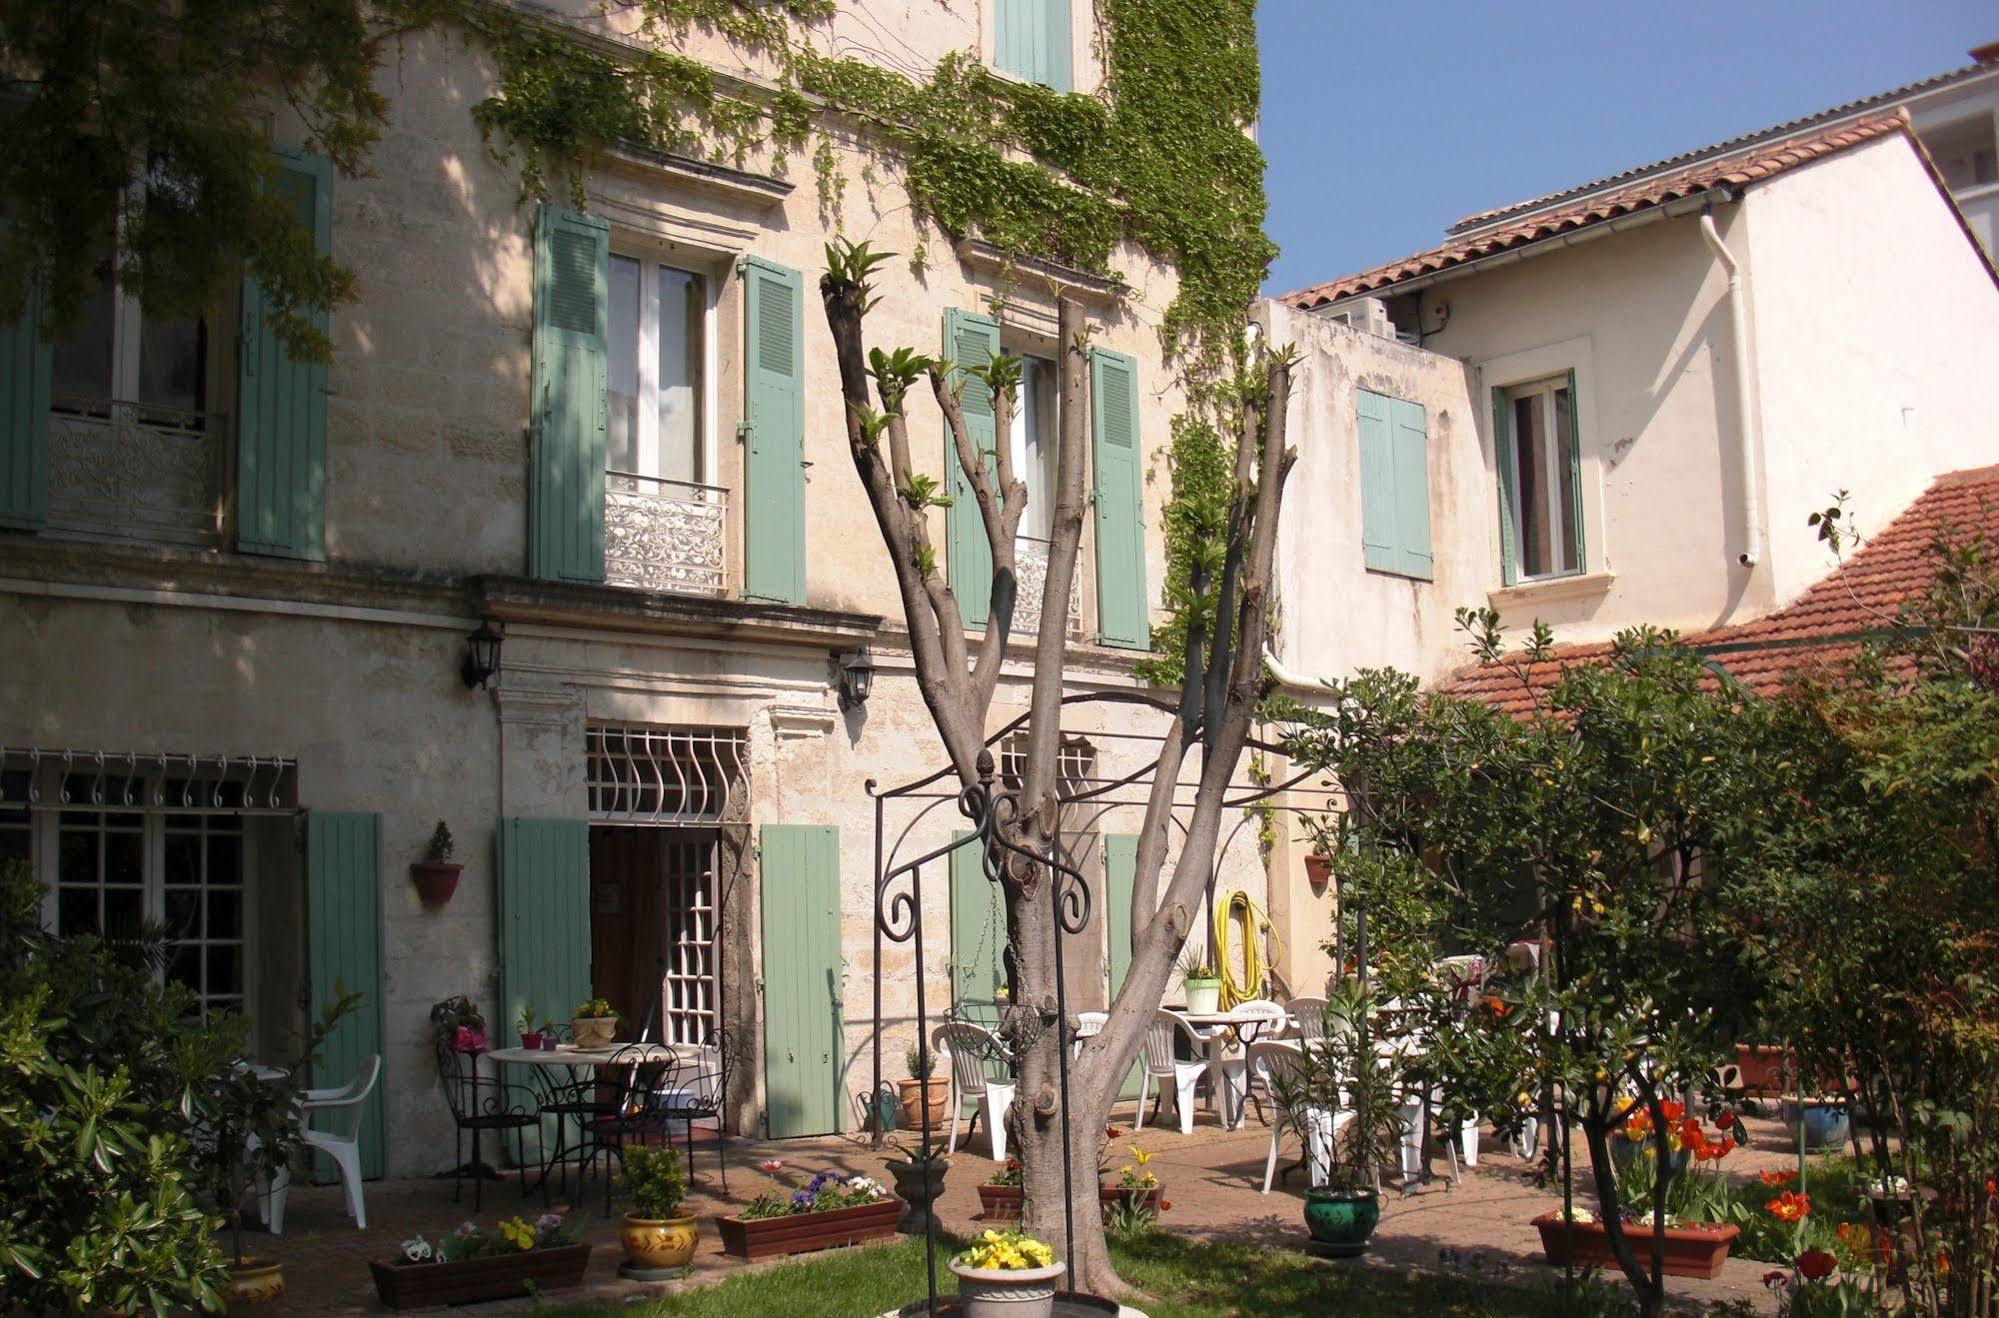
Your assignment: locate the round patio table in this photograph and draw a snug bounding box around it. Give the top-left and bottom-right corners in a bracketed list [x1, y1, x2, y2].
[488, 1044, 693, 1193]
[1166, 1007, 1293, 1128]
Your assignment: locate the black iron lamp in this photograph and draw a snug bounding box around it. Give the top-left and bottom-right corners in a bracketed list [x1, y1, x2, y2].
[836, 648, 876, 710]
[461, 620, 504, 690]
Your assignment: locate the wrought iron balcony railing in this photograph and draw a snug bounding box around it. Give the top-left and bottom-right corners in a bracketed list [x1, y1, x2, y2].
[1015, 534, 1082, 637]
[604, 471, 728, 597]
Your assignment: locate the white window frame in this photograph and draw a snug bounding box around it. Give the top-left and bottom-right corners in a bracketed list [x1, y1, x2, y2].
[606, 247, 720, 501]
[1006, 354, 1060, 540]
[1501, 375, 1583, 582]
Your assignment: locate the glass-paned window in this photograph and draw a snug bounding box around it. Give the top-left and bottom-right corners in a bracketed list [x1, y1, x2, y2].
[55, 811, 148, 939]
[606, 254, 704, 487]
[1503, 376, 1581, 580]
[1008, 355, 1059, 539]
[162, 814, 247, 1014]
[49, 236, 207, 421]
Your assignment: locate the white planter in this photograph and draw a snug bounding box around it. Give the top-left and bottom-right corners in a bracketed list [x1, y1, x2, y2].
[948, 1257, 1067, 1318]
[1183, 978, 1221, 1014]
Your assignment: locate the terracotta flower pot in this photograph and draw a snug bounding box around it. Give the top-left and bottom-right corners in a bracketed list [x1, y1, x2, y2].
[1532, 1213, 1738, 1279]
[226, 1257, 285, 1305]
[896, 1075, 951, 1129]
[1304, 853, 1333, 893]
[410, 861, 462, 906]
[620, 1213, 698, 1276]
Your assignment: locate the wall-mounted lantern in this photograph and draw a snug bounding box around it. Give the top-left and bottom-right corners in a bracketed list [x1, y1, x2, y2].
[836, 648, 876, 711]
[461, 620, 504, 690]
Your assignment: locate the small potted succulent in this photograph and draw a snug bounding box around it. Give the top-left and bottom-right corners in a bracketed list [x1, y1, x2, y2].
[1176, 946, 1222, 1014]
[571, 996, 618, 1049]
[516, 1006, 543, 1050]
[539, 1016, 561, 1050]
[617, 1145, 697, 1279]
[898, 1044, 950, 1129]
[411, 820, 462, 906]
[948, 1228, 1066, 1318]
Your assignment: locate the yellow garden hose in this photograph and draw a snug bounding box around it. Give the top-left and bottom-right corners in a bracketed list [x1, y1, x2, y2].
[1214, 889, 1283, 1009]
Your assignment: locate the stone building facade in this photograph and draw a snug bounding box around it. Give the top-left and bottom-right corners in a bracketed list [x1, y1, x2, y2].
[0, 1, 1277, 1176]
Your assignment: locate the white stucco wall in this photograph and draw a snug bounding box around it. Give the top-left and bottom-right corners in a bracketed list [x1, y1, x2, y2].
[1741, 134, 1999, 604]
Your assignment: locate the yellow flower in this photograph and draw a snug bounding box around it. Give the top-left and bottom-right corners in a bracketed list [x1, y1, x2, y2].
[497, 1217, 536, 1251]
[1128, 1146, 1153, 1167]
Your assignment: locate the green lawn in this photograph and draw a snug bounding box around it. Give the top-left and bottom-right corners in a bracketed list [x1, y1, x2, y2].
[540, 1231, 1619, 1317]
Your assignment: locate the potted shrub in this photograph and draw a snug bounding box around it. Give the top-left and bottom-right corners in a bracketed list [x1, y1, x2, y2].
[718, 1161, 901, 1259]
[515, 1006, 543, 1051]
[897, 1044, 950, 1129]
[372, 1214, 589, 1309]
[1268, 982, 1403, 1259]
[948, 1228, 1066, 1318]
[1176, 947, 1222, 1014]
[617, 1145, 697, 1279]
[571, 996, 618, 1049]
[411, 820, 462, 907]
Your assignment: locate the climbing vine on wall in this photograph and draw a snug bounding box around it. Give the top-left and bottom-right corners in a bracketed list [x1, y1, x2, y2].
[466, 0, 1272, 368]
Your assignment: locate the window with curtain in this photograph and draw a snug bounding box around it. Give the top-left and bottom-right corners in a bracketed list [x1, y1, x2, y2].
[607, 254, 704, 488]
[1007, 355, 1059, 539]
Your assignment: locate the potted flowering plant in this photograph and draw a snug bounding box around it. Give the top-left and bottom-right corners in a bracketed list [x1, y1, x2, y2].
[1107, 1145, 1166, 1214]
[571, 996, 618, 1048]
[1535, 1103, 1742, 1279]
[411, 821, 462, 906]
[718, 1161, 901, 1259]
[617, 1145, 696, 1279]
[948, 1228, 1066, 1318]
[898, 1043, 950, 1129]
[430, 996, 487, 1054]
[1176, 946, 1222, 1014]
[371, 1213, 588, 1310]
[980, 1157, 1025, 1221]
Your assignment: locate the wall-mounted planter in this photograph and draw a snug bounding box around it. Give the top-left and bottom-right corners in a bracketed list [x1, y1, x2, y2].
[1304, 853, 1333, 894]
[410, 861, 462, 907]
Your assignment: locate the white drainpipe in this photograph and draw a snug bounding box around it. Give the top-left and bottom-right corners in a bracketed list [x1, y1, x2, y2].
[1699, 208, 1763, 568]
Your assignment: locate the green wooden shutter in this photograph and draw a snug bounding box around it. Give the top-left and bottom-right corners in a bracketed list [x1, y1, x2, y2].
[0, 257, 49, 531]
[238, 151, 332, 560]
[529, 205, 608, 583]
[943, 308, 1002, 629]
[1491, 385, 1519, 587]
[741, 257, 806, 604]
[305, 812, 387, 1178]
[499, 818, 592, 1035]
[1090, 347, 1148, 649]
[759, 824, 842, 1137]
[1563, 367, 1585, 573]
[1391, 397, 1434, 580]
[996, 0, 1072, 91]
[1356, 388, 1397, 575]
[1104, 832, 1142, 1098]
[950, 829, 1004, 1007]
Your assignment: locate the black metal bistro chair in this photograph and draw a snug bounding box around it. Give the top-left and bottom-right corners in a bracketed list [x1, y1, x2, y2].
[585, 1031, 734, 1214]
[435, 1035, 541, 1210]
[539, 999, 660, 1197]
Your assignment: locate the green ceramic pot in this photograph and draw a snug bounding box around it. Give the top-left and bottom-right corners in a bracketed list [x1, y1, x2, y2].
[1302, 1188, 1380, 1258]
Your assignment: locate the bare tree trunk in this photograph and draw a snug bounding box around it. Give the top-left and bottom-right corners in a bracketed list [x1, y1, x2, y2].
[820, 243, 1294, 1296]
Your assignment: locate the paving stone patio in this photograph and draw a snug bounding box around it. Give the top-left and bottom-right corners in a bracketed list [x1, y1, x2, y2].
[266, 1103, 1812, 1314]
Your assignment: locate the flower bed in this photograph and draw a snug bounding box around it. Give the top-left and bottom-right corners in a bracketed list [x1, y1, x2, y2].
[373, 1215, 589, 1310]
[718, 1162, 901, 1260]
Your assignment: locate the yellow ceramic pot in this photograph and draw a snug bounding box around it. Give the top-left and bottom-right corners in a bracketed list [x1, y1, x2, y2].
[621, 1214, 698, 1271]
[225, 1257, 285, 1306]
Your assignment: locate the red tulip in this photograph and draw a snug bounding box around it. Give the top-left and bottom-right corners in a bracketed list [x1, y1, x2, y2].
[1798, 1249, 1837, 1281]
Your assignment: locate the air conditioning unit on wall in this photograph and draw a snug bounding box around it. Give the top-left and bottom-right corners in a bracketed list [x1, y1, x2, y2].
[1322, 296, 1392, 339]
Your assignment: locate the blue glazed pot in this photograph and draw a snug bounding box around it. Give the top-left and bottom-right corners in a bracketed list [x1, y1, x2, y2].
[1303, 1189, 1380, 1258]
[1783, 1100, 1850, 1152]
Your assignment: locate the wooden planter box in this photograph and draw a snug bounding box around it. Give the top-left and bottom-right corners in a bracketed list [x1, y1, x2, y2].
[1734, 1044, 1791, 1097]
[1532, 1214, 1738, 1280]
[980, 1182, 1158, 1221]
[1102, 1184, 1165, 1214]
[717, 1196, 903, 1260]
[368, 1244, 591, 1310]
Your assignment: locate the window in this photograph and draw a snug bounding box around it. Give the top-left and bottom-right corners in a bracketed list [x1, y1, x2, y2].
[1497, 374, 1583, 582]
[1355, 388, 1433, 581]
[1007, 355, 1059, 539]
[50, 241, 209, 423]
[607, 255, 704, 488]
[995, 0, 1073, 92]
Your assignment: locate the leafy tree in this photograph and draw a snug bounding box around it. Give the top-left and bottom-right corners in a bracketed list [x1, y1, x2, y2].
[0, 0, 455, 358]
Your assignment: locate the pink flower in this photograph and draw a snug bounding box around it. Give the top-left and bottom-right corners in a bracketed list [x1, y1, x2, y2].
[760, 1159, 785, 1175]
[1762, 1270, 1789, 1290]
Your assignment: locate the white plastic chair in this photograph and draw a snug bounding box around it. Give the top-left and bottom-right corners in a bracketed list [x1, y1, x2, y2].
[1250, 1041, 1351, 1193]
[934, 1022, 1016, 1162]
[1215, 999, 1289, 1129]
[1136, 1011, 1211, 1135]
[1073, 1011, 1107, 1058]
[1284, 996, 1328, 1045]
[262, 1054, 381, 1234]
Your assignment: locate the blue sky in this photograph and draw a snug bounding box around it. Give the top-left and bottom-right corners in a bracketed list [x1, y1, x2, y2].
[1257, 1, 1997, 295]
